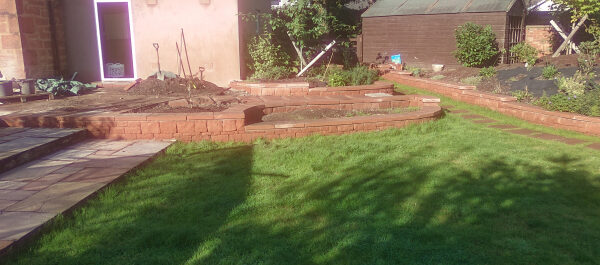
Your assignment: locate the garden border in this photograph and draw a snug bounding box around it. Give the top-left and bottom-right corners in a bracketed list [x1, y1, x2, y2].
[0, 94, 442, 142]
[383, 72, 600, 136]
[230, 81, 395, 96]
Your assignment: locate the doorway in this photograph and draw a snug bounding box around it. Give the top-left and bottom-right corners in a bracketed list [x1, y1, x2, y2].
[94, 0, 137, 81]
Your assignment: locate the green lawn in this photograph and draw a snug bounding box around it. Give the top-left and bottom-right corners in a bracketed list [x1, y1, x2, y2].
[4, 84, 600, 264]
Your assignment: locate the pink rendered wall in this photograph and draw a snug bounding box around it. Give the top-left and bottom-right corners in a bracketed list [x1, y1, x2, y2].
[0, 0, 25, 79]
[130, 0, 241, 86]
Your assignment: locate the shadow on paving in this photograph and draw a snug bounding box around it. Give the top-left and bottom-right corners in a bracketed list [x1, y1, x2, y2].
[4, 140, 600, 264]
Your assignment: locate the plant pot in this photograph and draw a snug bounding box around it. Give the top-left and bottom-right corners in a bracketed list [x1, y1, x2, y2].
[20, 79, 36, 95]
[432, 64, 444, 72]
[0, 81, 13, 97]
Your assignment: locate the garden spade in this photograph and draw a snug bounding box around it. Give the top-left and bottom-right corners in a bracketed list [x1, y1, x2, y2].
[153, 43, 164, 81]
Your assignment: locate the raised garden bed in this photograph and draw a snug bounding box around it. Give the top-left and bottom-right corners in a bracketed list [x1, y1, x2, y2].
[384, 72, 600, 136]
[262, 107, 420, 122]
[230, 80, 395, 96]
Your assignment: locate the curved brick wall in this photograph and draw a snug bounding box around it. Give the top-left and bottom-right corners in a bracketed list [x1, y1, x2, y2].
[0, 93, 442, 142]
[384, 72, 600, 136]
[230, 81, 395, 96]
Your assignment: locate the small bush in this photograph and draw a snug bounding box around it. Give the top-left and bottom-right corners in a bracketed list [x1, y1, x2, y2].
[454, 22, 500, 67]
[348, 65, 379, 86]
[406, 66, 422, 77]
[479, 67, 497, 78]
[248, 34, 295, 80]
[327, 69, 349, 87]
[578, 41, 600, 75]
[541, 65, 559, 79]
[460, 76, 483, 86]
[326, 66, 378, 87]
[510, 42, 538, 69]
[556, 71, 588, 96]
[511, 89, 533, 102]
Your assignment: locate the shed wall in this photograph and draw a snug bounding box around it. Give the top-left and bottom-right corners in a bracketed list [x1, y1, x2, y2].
[362, 12, 508, 68]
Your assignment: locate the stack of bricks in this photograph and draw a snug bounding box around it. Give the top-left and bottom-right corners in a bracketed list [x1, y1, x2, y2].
[525, 25, 556, 57]
[0, 0, 25, 79]
[15, 0, 67, 78]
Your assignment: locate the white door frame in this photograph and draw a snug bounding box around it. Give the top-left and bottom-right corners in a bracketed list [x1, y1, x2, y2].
[93, 0, 138, 82]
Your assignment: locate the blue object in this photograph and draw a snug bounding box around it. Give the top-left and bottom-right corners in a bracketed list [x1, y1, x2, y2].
[391, 54, 402, 64]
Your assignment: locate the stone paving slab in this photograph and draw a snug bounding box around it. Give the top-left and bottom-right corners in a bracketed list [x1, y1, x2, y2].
[0, 128, 88, 174]
[506, 129, 539, 135]
[461, 114, 488, 119]
[472, 119, 497, 124]
[488, 124, 519, 130]
[448, 109, 469, 113]
[0, 139, 172, 254]
[587, 143, 600, 150]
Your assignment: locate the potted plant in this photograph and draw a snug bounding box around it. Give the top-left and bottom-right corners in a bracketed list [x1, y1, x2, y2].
[0, 80, 12, 97]
[20, 79, 36, 95]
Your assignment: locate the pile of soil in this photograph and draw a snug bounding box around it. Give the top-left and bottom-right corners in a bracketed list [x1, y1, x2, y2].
[136, 104, 228, 113]
[128, 77, 227, 96]
[262, 107, 419, 122]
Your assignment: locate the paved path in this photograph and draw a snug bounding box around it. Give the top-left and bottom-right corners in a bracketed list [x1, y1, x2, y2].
[442, 105, 599, 150]
[0, 139, 172, 254]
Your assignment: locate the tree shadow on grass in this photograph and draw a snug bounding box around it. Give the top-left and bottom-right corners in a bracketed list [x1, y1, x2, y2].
[1, 144, 255, 265]
[192, 143, 600, 264]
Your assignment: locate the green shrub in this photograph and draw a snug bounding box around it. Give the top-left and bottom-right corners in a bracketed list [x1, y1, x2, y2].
[431, 75, 445, 80]
[248, 34, 295, 80]
[454, 22, 500, 67]
[511, 89, 533, 102]
[327, 69, 349, 87]
[479, 67, 497, 78]
[326, 66, 378, 87]
[535, 81, 600, 117]
[541, 65, 559, 79]
[555, 71, 587, 96]
[510, 42, 538, 69]
[578, 41, 600, 75]
[460, 76, 483, 86]
[406, 66, 422, 77]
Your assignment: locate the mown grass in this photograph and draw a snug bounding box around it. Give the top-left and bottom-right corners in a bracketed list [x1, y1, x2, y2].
[3, 85, 600, 264]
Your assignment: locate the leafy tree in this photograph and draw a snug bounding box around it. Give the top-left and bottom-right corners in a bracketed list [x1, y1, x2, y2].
[553, 0, 600, 39]
[454, 22, 501, 67]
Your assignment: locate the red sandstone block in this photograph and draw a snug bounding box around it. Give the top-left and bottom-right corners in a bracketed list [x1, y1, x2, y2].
[338, 125, 354, 132]
[109, 127, 125, 134]
[187, 113, 214, 120]
[115, 114, 147, 121]
[214, 112, 244, 119]
[140, 121, 160, 134]
[124, 126, 141, 134]
[159, 121, 178, 133]
[194, 120, 208, 132]
[207, 120, 223, 132]
[154, 133, 176, 140]
[236, 119, 245, 130]
[212, 135, 230, 142]
[137, 134, 155, 140]
[174, 134, 192, 142]
[223, 120, 238, 132]
[147, 114, 187, 121]
[177, 121, 195, 133]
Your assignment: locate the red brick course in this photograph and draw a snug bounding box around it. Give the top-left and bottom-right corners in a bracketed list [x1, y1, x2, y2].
[231, 81, 395, 96]
[0, 93, 441, 142]
[383, 72, 600, 136]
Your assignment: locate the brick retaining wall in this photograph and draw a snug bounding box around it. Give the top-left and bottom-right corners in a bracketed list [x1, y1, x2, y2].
[230, 81, 395, 96]
[0, 94, 442, 142]
[384, 72, 600, 136]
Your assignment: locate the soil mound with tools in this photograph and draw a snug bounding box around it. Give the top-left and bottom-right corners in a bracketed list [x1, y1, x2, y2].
[128, 77, 226, 96]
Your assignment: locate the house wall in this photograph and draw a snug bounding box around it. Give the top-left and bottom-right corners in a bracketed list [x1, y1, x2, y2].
[526, 25, 556, 57]
[362, 12, 508, 68]
[0, 0, 25, 79]
[130, 0, 242, 86]
[15, 0, 68, 79]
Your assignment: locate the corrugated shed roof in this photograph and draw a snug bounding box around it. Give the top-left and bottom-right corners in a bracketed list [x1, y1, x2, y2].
[362, 0, 518, 17]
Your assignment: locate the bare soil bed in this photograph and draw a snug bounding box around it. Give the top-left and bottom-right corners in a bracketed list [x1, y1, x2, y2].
[262, 107, 419, 122]
[421, 55, 600, 98]
[128, 77, 227, 96]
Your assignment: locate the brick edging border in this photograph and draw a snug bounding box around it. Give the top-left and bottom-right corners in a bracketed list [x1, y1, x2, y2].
[383, 72, 600, 136]
[230, 81, 394, 96]
[1, 94, 443, 142]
